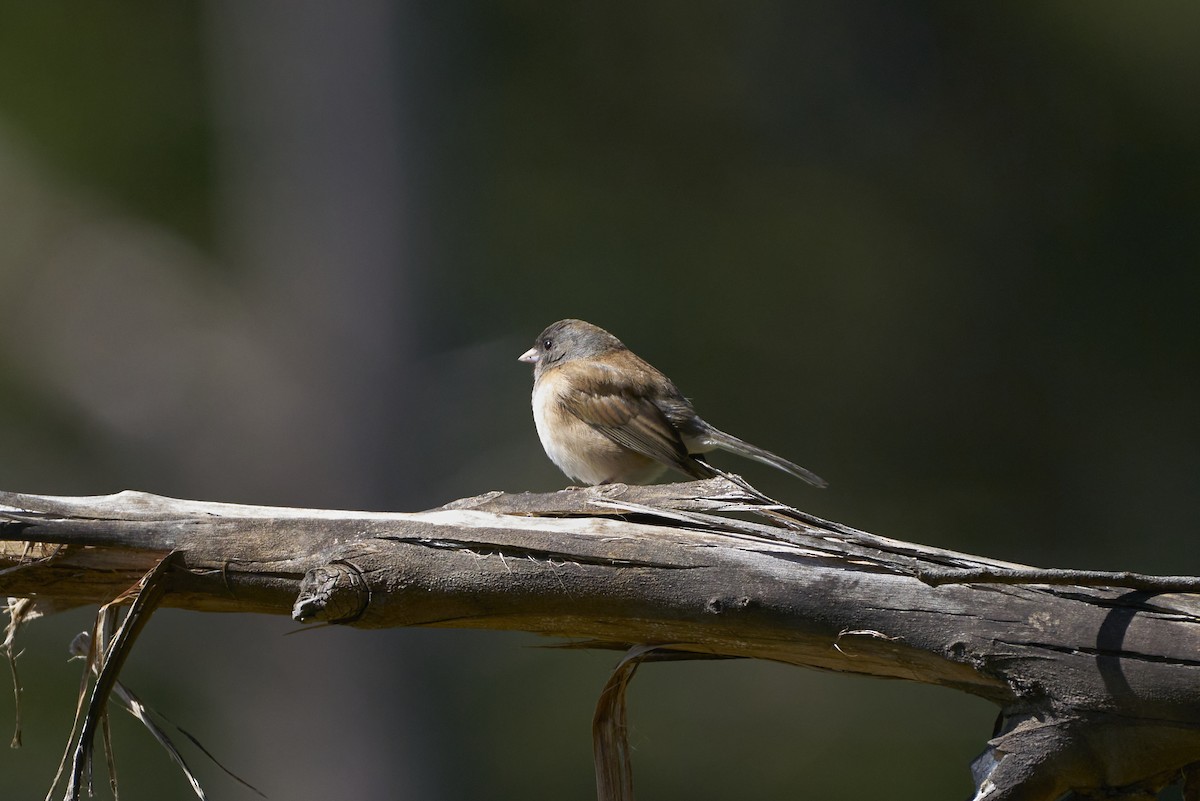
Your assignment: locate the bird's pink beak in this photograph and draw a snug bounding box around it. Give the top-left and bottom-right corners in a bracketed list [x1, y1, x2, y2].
[518, 347, 539, 364]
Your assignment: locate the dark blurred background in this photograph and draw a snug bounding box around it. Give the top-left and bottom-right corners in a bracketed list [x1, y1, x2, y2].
[0, 2, 1197, 799]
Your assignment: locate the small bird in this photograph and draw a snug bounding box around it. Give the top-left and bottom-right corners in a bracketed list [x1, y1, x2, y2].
[518, 319, 826, 488]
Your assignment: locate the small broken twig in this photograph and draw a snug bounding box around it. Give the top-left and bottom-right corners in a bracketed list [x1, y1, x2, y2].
[917, 567, 1200, 593]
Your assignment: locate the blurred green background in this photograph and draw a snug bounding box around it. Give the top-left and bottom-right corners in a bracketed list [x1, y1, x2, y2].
[1, 2, 1197, 799]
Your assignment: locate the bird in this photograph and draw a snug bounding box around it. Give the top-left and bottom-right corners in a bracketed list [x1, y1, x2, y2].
[518, 318, 826, 489]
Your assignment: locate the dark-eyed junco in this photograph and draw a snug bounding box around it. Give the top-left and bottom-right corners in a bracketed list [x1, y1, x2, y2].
[518, 319, 826, 488]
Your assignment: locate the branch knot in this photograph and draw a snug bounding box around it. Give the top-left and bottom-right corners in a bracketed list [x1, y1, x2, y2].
[293, 561, 369, 623]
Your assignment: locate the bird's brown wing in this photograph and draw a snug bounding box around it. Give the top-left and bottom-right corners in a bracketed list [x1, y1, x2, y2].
[558, 365, 714, 480]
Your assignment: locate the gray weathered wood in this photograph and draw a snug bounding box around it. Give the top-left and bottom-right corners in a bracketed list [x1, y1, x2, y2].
[2, 479, 1199, 800]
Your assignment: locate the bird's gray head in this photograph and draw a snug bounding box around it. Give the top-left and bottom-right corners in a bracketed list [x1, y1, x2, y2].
[518, 319, 624, 378]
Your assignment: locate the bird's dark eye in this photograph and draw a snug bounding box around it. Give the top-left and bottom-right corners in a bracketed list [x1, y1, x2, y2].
[542, 338, 553, 350]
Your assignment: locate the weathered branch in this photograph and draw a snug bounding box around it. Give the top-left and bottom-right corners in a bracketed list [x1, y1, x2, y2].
[2, 479, 1199, 800]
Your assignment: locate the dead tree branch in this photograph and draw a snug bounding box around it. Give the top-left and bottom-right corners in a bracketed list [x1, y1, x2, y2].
[2, 479, 1199, 800]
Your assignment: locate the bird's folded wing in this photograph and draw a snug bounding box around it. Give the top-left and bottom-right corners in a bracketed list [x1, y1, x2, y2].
[559, 372, 713, 480]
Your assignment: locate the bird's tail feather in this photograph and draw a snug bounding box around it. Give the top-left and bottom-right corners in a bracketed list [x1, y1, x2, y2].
[705, 428, 828, 488]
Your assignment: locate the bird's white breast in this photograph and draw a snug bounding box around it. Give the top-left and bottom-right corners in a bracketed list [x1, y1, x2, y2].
[531, 377, 589, 480]
[531, 379, 560, 459]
